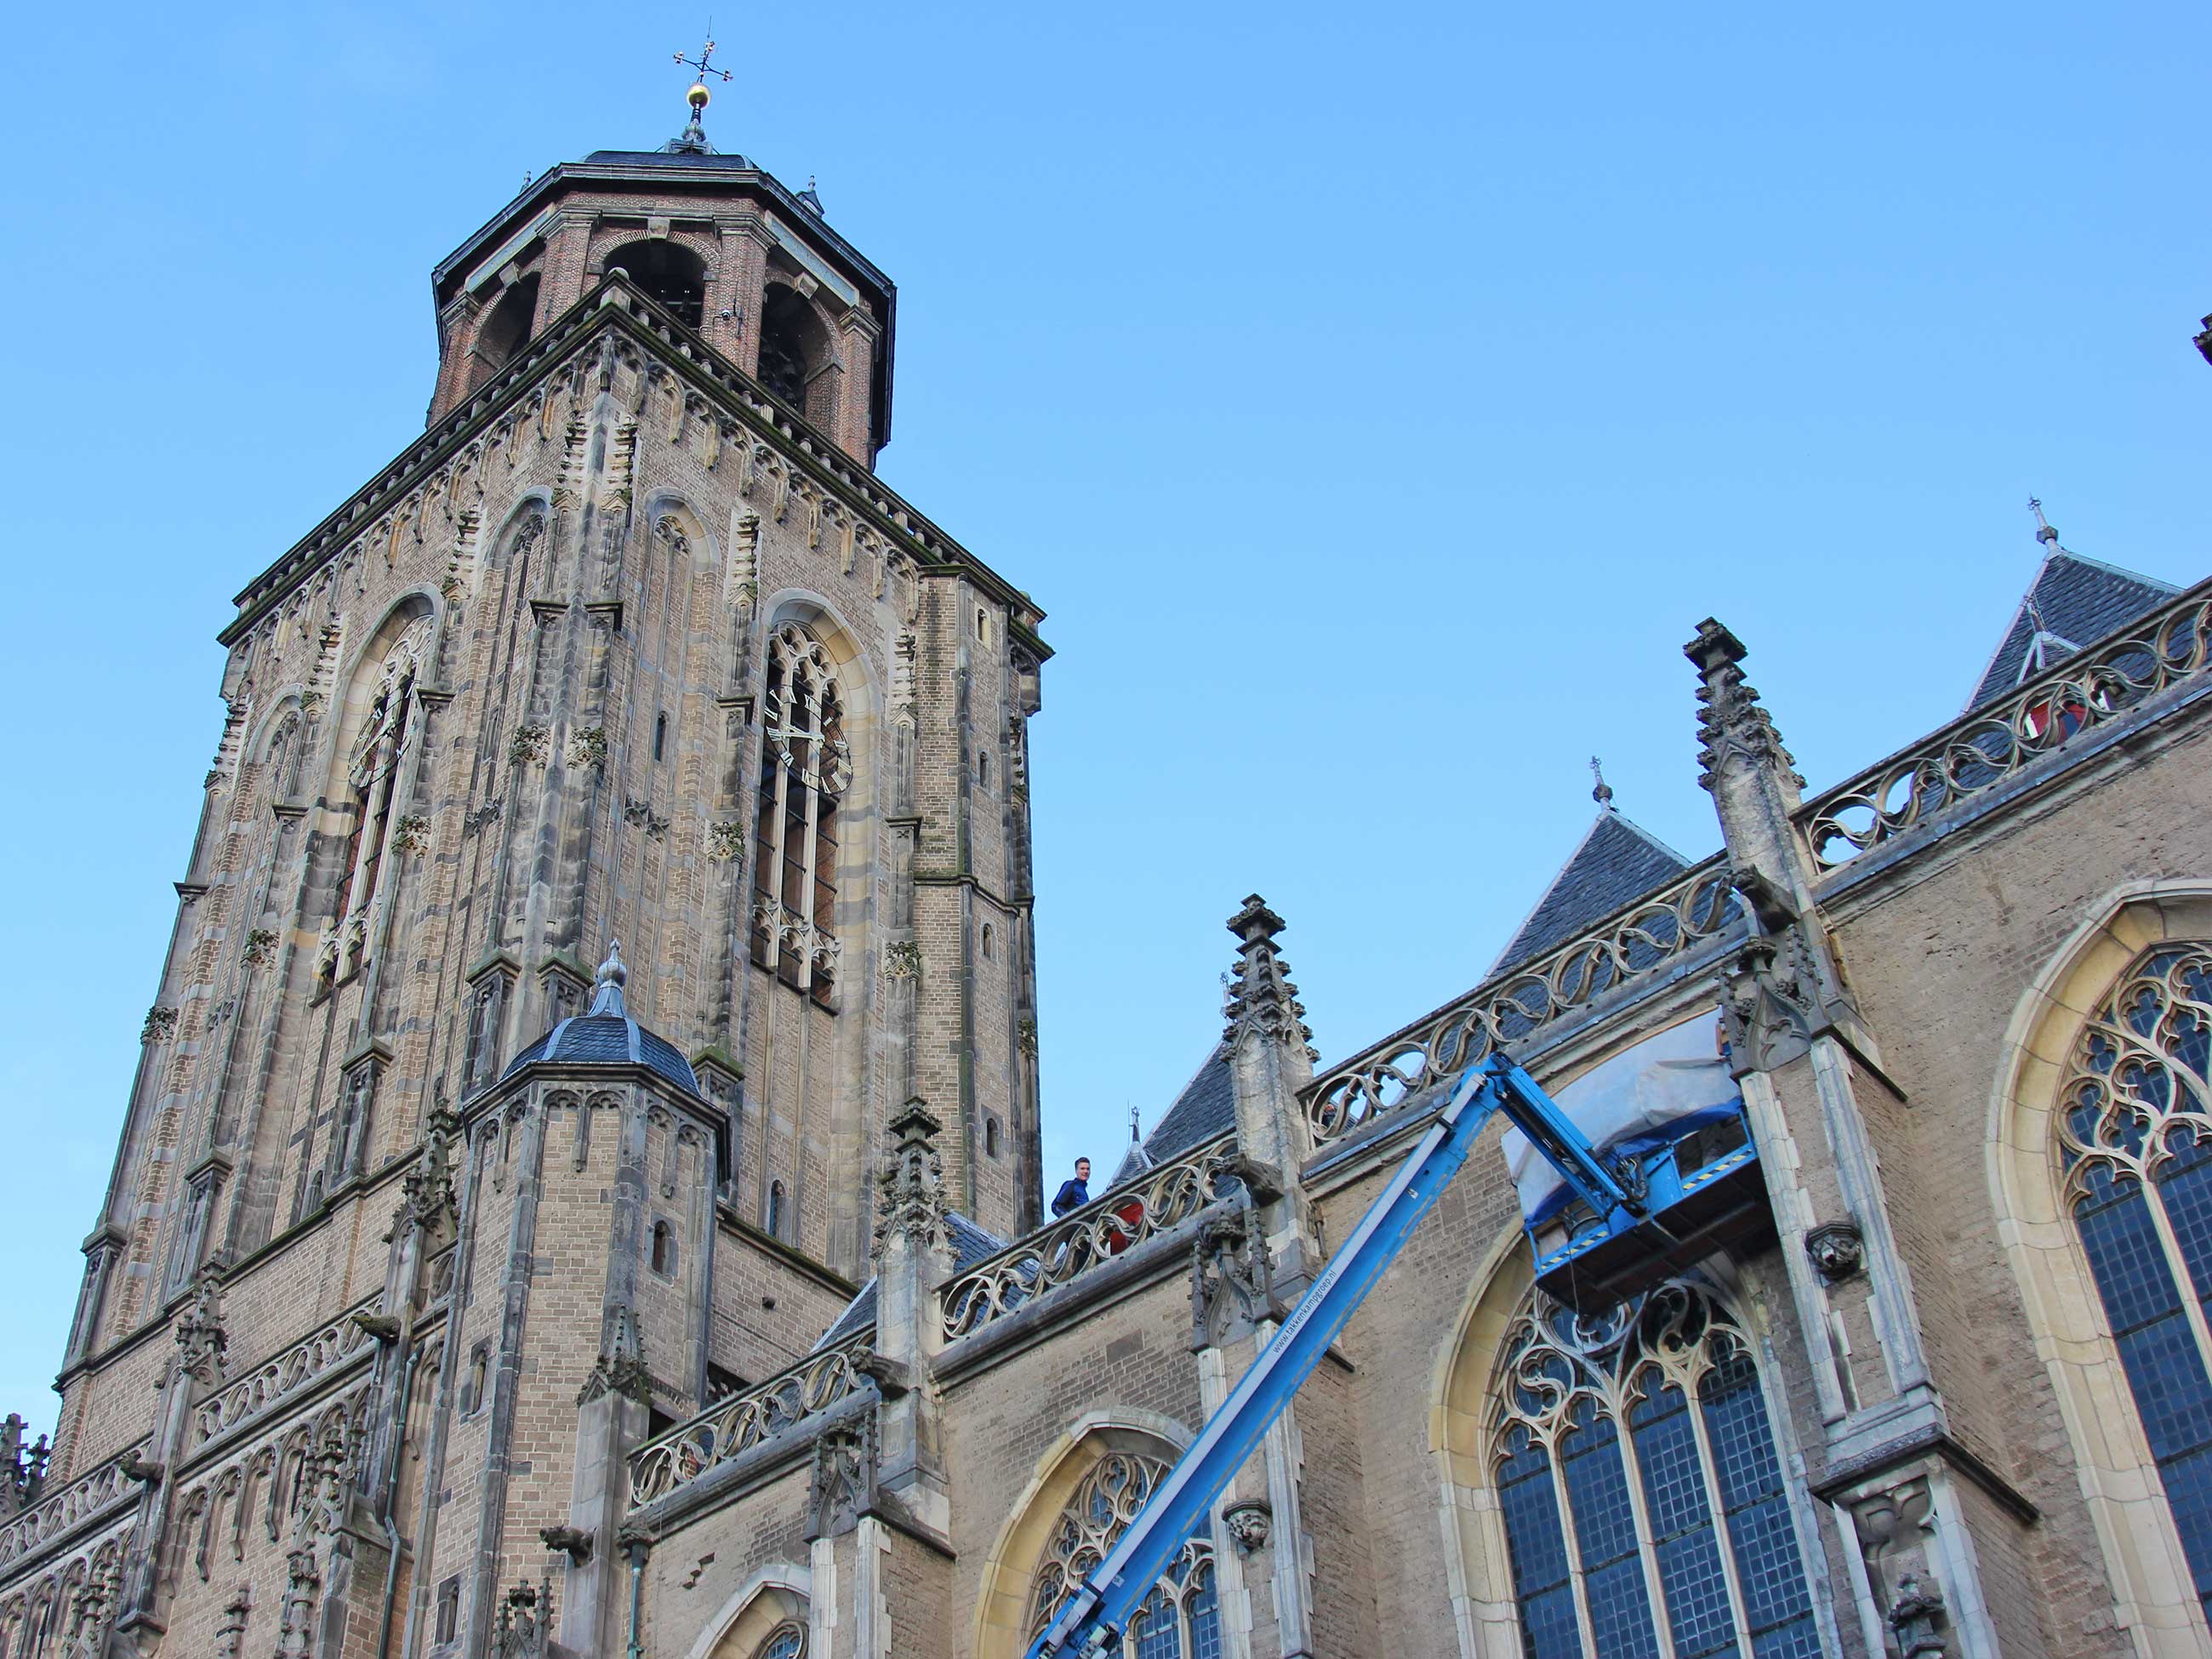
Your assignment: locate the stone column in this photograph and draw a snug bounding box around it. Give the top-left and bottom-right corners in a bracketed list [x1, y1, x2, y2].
[870, 1101, 955, 1536]
[1685, 618, 2008, 1659]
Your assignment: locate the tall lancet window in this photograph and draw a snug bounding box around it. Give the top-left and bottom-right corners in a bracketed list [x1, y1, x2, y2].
[751, 622, 848, 1008]
[2060, 943, 2212, 1625]
[1027, 1452, 1220, 1659]
[1490, 1282, 1821, 1659]
[330, 618, 430, 978]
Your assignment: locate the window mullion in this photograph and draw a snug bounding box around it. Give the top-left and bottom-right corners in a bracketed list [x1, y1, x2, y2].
[1681, 1354, 1759, 1652]
[797, 741, 824, 994]
[767, 748, 793, 973]
[1610, 1378, 1681, 1659]
[1545, 1419, 1602, 1659]
[2141, 1165, 2212, 1377]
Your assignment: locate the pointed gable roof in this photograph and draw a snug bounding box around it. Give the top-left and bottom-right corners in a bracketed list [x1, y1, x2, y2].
[1141, 1043, 1236, 1164]
[1490, 811, 1696, 976]
[1964, 550, 2177, 711]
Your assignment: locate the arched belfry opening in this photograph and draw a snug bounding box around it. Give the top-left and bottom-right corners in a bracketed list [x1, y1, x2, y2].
[757, 282, 831, 419]
[603, 238, 708, 330]
[474, 273, 540, 381]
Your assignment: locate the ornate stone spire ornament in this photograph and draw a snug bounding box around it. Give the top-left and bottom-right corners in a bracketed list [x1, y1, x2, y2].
[577, 1304, 652, 1406]
[492, 1578, 550, 1659]
[1686, 619, 1805, 801]
[396, 1102, 461, 1240]
[173, 1255, 229, 1387]
[875, 1098, 949, 1253]
[0, 1414, 49, 1519]
[1223, 895, 1315, 1060]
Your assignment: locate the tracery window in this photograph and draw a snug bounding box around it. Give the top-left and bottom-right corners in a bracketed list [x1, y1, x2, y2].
[751, 623, 849, 1008]
[1027, 1452, 1220, 1659]
[752, 1622, 806, 1659]
[2059, 943, 2212, 1624]
[1491, 1282, 1821, 1659]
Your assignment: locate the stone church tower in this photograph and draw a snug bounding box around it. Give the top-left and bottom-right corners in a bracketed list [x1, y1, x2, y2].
[3, 90, 1046, 1656]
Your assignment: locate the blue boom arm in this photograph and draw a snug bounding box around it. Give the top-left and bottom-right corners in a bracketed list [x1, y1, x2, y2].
[1025, 1052, 1639, 1659]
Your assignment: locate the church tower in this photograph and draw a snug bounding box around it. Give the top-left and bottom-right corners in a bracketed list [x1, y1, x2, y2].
[11, 76, 1046, 1659]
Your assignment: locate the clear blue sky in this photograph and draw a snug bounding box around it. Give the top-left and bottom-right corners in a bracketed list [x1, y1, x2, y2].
[0, 2, 2203, 1435]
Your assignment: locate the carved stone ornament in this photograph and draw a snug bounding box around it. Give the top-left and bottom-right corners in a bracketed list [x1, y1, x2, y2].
[392, 1104, 461, 1246]
[1222, 1500, 1273, 1554]
[491, 1578, 550, 1659]
[624, 796, 670, 841]
[1804, 1220, 1866, 1284]
[389, 813, 430, 857]
[567, 726, 608, 770]
[539, 1524, 593, 1564]
[807, 1414, 878, 1540]
[1685, 619, 1806, 795]
[578, 1305, 652, 1406]
[508, 722, 550, 768]
[1888, 1571, 1949, 1658]
[141, 1005, 178, 1045]
[706, 819, 745, 864]
[1223, 895, 1317, 1059]
[241, 927, 279, 968]
[1717, 929, 1822, 1077]
[174, 1257, 229, 1387]
[1191, 1211, 1280, 1349]
[875, 1098, 949, 1253]
[882, 939, 922, 980]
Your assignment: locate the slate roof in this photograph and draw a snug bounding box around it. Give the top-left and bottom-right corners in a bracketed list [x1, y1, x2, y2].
[1142, 1044, 1236, 1164]
[1964, 550, 2178, 710]
[584, 148, 753, 170]
[812, 1212, 1006, 1348]
[494, 948, 699, 1097]
[1489, 811, 1696, 975]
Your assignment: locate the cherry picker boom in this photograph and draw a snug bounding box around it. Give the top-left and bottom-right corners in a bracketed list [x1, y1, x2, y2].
[1024, 1049, 1769, 1659]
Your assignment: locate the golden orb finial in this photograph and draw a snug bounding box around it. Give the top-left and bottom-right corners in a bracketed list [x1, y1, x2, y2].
[687, 80, 712, 111]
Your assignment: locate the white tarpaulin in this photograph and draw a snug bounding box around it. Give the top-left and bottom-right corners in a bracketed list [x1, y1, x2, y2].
[1502, 1012, 1739, 1225]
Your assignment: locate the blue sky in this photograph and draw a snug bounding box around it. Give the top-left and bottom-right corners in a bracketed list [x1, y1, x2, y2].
[0, 1, 2203, 1433]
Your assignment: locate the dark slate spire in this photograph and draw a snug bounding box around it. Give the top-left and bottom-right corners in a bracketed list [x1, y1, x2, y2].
[1491, 808, 1696, 975]
[1963, 505, 2178, 711]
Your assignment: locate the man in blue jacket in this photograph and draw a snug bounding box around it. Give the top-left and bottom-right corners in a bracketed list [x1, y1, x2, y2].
[1050, 1158, 1092, 1218]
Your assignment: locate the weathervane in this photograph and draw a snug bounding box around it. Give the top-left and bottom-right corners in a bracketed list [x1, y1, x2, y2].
[2027, 496, 2060, 548]
[670, 30, 732, 149]
[1590, 755, 1614, 809]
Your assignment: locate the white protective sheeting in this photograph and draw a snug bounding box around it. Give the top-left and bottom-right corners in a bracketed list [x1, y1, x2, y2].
[1501, 1013, 1736, 1224]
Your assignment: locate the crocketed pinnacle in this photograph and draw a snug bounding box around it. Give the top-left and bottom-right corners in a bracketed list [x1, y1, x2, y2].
[1223, 895, 1314, 1055]
[1685, 619, 1804, 796]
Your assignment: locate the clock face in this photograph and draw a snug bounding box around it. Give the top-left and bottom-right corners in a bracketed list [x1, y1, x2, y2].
[764, 624, 851, 793]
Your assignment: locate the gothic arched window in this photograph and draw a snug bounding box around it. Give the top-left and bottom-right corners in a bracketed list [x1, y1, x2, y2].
[1027, 1452, 1221, 1659]
[2058, 943, 2212, 1624]
[752, 1623, 805, 1659]
[751, 623, 849, 1008]
[1490, 1282, 1821, 1659]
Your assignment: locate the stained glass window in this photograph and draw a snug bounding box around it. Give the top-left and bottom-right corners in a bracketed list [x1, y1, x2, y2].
[752, 1622, 806, 1659]
[1490, 1281, 1821, 1658]
[1026, 1451, 1221, 1659]
[2059, 944, 2212, 1623]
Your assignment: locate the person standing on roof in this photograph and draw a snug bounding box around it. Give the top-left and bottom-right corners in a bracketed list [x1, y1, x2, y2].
[1050, 1158, 1092, 1218]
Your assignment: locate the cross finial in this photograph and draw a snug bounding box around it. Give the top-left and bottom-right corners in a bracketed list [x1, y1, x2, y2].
[1590, 755, 1615, 809]
[2027, 496, 2060, 547]
[670, 30, 732, 151]
[1128, 1102, 1141, 1144]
